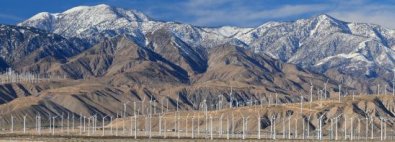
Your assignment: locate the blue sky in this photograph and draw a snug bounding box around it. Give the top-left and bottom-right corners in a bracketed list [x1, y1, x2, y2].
[1, 0, 395, 28]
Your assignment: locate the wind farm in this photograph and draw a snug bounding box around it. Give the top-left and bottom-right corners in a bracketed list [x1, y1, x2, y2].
[1, 1, 395, 141]
[1, 85, 395, 141]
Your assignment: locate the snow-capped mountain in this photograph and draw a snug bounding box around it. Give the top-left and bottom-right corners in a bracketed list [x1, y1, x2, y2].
[18, 4, 395, 80]
[18, 4, 244, 48]
[234, 14, 395, 78]
[19, 4, 150, 38]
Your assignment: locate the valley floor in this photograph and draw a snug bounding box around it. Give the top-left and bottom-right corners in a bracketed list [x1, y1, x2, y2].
[1, 95, 395, 141]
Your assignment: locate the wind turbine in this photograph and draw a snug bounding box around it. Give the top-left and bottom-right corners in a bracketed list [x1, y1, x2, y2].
[344, 115, 347, 140]
[226, 115, 230, 139]
[37, 114, 41, 135]
[87, 116, 91, 136]
[271, 115, 276, 140]
[134, 111, 137, 139]
[210, 115, 213, 140]
[102, 115, 110, 136]
[115, 112, 119, 136]
[126, 114, 132, 137]
[10, 114, 13, 133]
[23, 114, 27, 134]
[191, 114, 194, 139]
[159, 114, 163, 136]
[310, 81, 313, 104]
[52, 116, 58, 135]
[318, 113, 325, 140]
[257, 112, 261, 139]
[123, 101, 130, 135]
[123, 101, 130, 118]
[241, 114, 249, 140]
[177, 114, 180, 139]
[338, 84, 341, 103]
[379, 117, 387, 141]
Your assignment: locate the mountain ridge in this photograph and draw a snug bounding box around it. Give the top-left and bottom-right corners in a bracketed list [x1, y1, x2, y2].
[1, 4, 395, 122]
[15, 4, 395, 88]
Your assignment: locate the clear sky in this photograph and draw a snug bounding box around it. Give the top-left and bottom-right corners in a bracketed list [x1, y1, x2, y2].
[1, 0, 395, 28]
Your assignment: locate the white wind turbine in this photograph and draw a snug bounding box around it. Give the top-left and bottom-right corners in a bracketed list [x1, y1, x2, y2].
[334, 114, 342, 140]
[271, 114, 276, 140]
[191, 114, 195, 139]
[257, 112, 261, 140]
[10, 114, 13, 133]
[318, 113, 324, 140]
[101, 115, 110, 136]
[23, 114, 27, 134]
[210, 115, 213, 140]
[52, 116, 58, 135]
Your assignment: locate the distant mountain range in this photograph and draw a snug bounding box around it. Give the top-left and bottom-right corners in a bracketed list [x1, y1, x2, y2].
[0, 4, 393, 119]
[18, 4, 395, 78]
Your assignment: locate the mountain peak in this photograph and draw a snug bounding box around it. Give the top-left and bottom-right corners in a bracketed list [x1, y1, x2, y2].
[29, 12, 53, 20]
[310, 14, 342, 24]
[307, 13, 351, 35]
[59, 4, 151, 21]
[96, 4, 111, 8]
[63, 4, 113, 14]
[316, 14, 334, 20]
[18, 4, 152, 40]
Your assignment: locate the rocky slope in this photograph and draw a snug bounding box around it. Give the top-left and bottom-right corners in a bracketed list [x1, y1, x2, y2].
[0, 24, 88, 74]
[0, 33, 348, 125]
[18, 4, 395, 90]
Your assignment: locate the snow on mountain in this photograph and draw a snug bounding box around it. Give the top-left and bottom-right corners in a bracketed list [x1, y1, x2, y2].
[19, 4, 150, 44]
[18, 5, 395, 79]
[230, 14, 395, 77]
[18, 4, 243, 49]
[203, 26, 252, 37]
